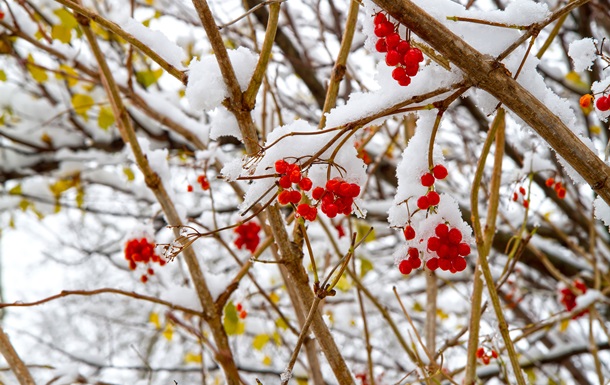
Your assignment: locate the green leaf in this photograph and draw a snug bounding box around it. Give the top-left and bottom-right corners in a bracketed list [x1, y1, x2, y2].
[71, 93, 95, 120]
[135, 68, 163, 88]
[223, 302, 245, 335]
[98, 106, 115, 130]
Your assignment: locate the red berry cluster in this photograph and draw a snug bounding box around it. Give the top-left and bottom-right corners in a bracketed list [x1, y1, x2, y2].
[234, 221, 261, 253]
[197, 174, 210, 190]
[311, 178, 361, 218]
[373, 12, 424, 87]
[125, 238, 166, 283]
[398, 247, 422, 275]
[275, 160, 318, 221]
[559, 279, 588, 319]
[596, 95, 610, 111]
[545, 177, 566, 199]
[236, 303, 248, 319]
[476, 347, 498, 365]
[425, 223, 470, 272]
[416, 165, 447, 211]
[512, 186, 529, 209]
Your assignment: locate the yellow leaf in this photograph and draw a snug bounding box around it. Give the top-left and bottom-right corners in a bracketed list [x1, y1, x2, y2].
[123, 167, 135, 181]
[9, 184, 21, 195]
[18, 199, 31, 211]
[252, 334, 270, 351]
[0, 69, 6, 81]
[75, 187, 84, 208]
[223, 302, 244, 335]
[184, 351, 202, 363]
[269, 292, 280, 304]
[412, 302, 424, 312]
[49, 178, 76, 198]
[53, 8, 78, 29]
[297, 379, 308, 385]
[149, 312, 161, 330]
[356, 220, 375, 243]
[51, 25, 72, 43]
[272, 331, 281, 346]
[26, 54, 48, 83]
[41, 132, 53, 146]
[564, 71, 589, 91]
[98, 106, 115, 130]
[590, 125, 601, 135]
[262, 355, 272, 366]
[360, 257, 373, 278]
[135, 68, 163, 88]
[145, 0, 154, 4]
[9, 215, 15, 229]
[91, 22, 110, 40]
[71, 94, 95, 120]
[335, 274, 352, 292]
[163, 322, 173, 341]
[559, 318, 569, 332]
[57, 64, 78, 87]
[436, 309, 449, 320]
[275, 318, 288, 330]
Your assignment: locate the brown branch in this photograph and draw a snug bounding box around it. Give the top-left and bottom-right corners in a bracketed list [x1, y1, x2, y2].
[0, 326, 35, 385]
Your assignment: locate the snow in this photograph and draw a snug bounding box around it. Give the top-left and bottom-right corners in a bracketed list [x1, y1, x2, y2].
[185, 47, 258, 112]
[575, 289, 604, 310]
[594, 196, 610, 228]
[569, 38, 598, 72]
[210, 106, 241, 140]
[112, 15, 187, 70]
[592, 77, 610, 122]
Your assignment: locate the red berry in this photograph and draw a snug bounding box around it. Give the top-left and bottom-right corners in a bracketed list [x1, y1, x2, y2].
[373, 12, 387, 26]
[407, 247, 419, 259]
[435, 223, 449, 238]
[289, 190, 302, 204]
[596, 95, 610, 111]
[523, 199, 529, 209]
[289, 170, 302, 183]
[375, 39, 388, 53]
[404, 225, 416, 240]
[392, 67, 407, 81]
[545, 177, 555, 187]
[278, 190, 292, 205]
[426, 258, 439, 271]
[420, 172, 435, 187]
[325, 203, 339, 218]
[275, 159, 288, 174]
[437, 244, 449, 259]
[385, 33, 400, 49]
[519, 186, 526, 195]
[557, 188, 566, 199]
[432, 165, 448, 180]
[482, 355, 490, 365]
[279, 175, 292, 189]
[197, 175, 210, 190]
[385, 50, 400, 66]
[457, 242, 471, 256]
[438, 258, 451, 271]
[405, 47, 424, 63]
[312, 186, 325, 200]
[299, 177, 312, 191]
[147, 268, 154, 275]
[409, 255, 422, 269]
[404, 62, 419, 77]
[398, 260, 412, 275]
[448, 228, 462, 244]
[140, 275, 148, 283]
[491, 350, 498, 359]
[452, 257, 467, 272]
[427, 191, 440, 206]
[427, 236, 440, 251]
[326, 179, 340, 193]
[396, 40, 410, 54]
[374, 22, 393, 38]
[416, 195, 430, 210]
[512, 192, 518, 201]
[187, 184, 193, 192]
[239, 310, 248, 319]
[476, 347, 485, 358]
[347, 183, 361, 198]
[397, 76, 411, 87]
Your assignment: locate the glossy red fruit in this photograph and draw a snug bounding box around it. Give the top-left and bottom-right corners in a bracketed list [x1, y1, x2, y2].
[405, 47, 424, 63]
[435, 223, 449, 238]
[278, 190, 292, 205]
[312, 186, 325, 200]
[396, 40, 410, 54]
[426, 257, 439, 271]
[421, 172, 435, 187]
[385, 50, 400, 66]
[427, 191, 440, 206]
[373, 12, 387, 26]
[397, 76, 411, 86]
[432, 164, 448, 180]
[398, 259, 412, 275]
[427, 236, 440, 251]
[404, 62, 419, 77]
[438, 258, 451, 271]
[404, 225, 416, 240]
[299, 177, 312, 191]
[457, 242, 471, 256]
[409, 255, 422, 269]
[416, 195, 430, 210]
[375, 39, 388, 53]
[476, 347, 485, 358]
[596, 95, 610, 111]
[347, 184, 361, 198]
[385, 33, 400, 49]
[279, 175, 292, 189]
[407, 247, 419, 259]
[392, 67, 407, 81]
[275, 159, 288, 173]
[448, 228, 462, 244]
[452, 257, 467, 272]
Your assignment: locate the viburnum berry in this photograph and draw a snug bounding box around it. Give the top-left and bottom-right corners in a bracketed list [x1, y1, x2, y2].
[373, 12, 387, 26]
[491, 350, 498, 359]
[435, 223, 449, 238]
[580, 94, 593, 108]
[299, 177, 312, 191]
[596, 95, 610, 111]
[545, 177, 555, 187]
[386, 50, 400, 66]
[448, 228, 462, 244]
[396, 40, 410, 54]
[236, 303, 243, 312]
[408, 247, 419, 259]
[409, 255, 422, 269]
[312, 186, 325, 200]
[187, 184, 193, 192]
[397, 76, 411, 87]
[278, 190, 292, 205]
[125, 237, 165, 282]
[275, 159, 289, 174]
[297, 203, 317, 221]
[451, 257, 467, 272]
[140, 275, 148, 283]
[392, 67, 407, 81]
[519, 186, 526, 195]
[197, 174, 210, 190]
[239, 310, 248, 319]
[416, 195, 430, 210]
[427, 236, 440, 251]
[398, 259, 412, 275]
[432, 164, 448, 180]
[426, 257, 439, 271]
[404, 225, 416, 240]
[557, 187, 566, 199]
[234, 221, 261, 253]
[476, 347, 485, 359]
[421, 172, 435, 187]
[427, 191, 440, 206]
[278, 175, 292, 189]
[457, 242, 471, 256]
[559, 279, 588, 318]
[404, 47, 424, 63]
[375, 39, 388, 53]
[404, 62, 419, 77]
[374, 22, 394, 38]
[385, 33, 400, 49]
